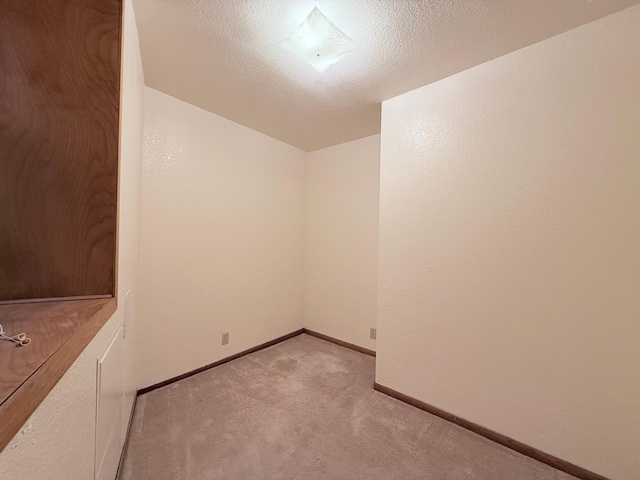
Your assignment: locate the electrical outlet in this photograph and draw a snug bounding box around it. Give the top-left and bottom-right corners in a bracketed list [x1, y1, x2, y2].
[221, 332, 229, 345]
[370, 328, 377, 340]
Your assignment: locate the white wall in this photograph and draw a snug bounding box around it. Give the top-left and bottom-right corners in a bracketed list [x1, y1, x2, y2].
[304, 135, 380, 351]
[119, 0, 145, 419]
[137, 88, 306, 389]
[0, 1, 144, 479]
[376, 6, 640, 480]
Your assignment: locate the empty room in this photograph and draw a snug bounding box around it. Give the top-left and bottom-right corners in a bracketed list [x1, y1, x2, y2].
[1, 1, 639, 479]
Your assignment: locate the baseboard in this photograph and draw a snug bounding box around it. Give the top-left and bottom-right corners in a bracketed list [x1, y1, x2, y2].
[373, 383, 610, 480]
[124, 336, 604, 479]
[137, 328, 305, 395]
[115, 394, 137, 480]
[303, 328, 376, 357]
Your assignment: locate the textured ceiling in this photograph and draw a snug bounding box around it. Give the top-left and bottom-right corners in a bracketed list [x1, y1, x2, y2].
[133, 0, 640, 151]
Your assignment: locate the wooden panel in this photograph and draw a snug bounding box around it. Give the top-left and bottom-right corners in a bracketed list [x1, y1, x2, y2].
[0, 298, 116, 451]
[0, 299, 112, 404]
[0, 0, 122, 301]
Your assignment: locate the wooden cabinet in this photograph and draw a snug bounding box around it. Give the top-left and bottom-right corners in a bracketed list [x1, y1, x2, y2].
[0, 0, 122, 302]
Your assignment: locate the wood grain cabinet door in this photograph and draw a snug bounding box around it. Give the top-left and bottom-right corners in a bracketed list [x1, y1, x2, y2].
[0, 0, 122, 301]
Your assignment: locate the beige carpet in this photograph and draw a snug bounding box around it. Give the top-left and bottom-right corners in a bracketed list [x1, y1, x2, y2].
[119, 334, 577, 480]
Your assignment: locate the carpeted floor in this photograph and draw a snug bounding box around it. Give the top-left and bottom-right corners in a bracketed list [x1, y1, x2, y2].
[119, 334, 577, 480]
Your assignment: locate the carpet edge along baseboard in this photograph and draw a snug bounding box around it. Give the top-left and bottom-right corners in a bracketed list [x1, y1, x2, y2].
[138, 328, 375, 395]
[302, 328, 376, 357]
[137, 329, 305, 395]
[373, 383, 610, 480]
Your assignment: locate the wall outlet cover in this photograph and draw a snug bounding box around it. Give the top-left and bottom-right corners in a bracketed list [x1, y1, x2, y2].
[370, 328, 377, 340]
[222, 332, 229, 345]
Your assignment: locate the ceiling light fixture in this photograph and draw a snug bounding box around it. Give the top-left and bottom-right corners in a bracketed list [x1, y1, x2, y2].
[280, 7, 357, 73]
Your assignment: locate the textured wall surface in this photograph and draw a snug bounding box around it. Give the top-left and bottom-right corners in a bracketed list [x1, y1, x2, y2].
[132, 0, 639, 151]
[304, 135, 380, 351]
[0, 1, 144, 478]
[377, 5, 640, 480]
[137, 88, 306, 390]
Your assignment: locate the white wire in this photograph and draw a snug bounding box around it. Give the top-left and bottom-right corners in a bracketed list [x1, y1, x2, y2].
[0, 323, 31, 346]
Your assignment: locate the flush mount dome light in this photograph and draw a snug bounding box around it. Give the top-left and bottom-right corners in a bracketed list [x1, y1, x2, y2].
[280, 7, 357, 73]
